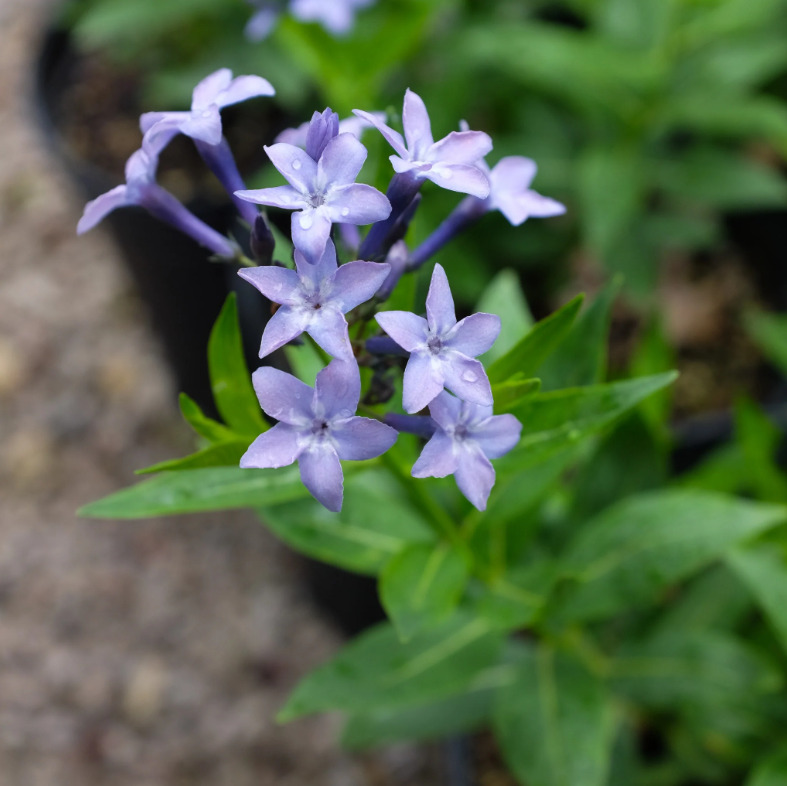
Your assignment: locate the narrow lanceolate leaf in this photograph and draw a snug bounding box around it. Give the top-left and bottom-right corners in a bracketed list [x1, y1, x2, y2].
[491, 377, 541, 412]
[259, 471, 434, 576]
[208, 293, 267, 435]
[494, 645, 616, 786]
[727, 542, 787, 656]
[79, 465, 319, 518]
[178, 392, 238, 444]
[278, 614, 504, 722]
[487, 295, 583, 384]
[547, 490, 787, 626]
[475, 269, 534, 364]
[135, 440, 250, 474]
[498, 372, 677, 474]
[341, 688, 494, 750]
[380, 543, 470, 641]
[538, 278, 620, 391]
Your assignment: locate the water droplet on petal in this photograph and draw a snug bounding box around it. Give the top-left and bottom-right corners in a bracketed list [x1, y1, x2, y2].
[292, 159, 302, 170]
[299, 213, 313, 230]
[341, 207, 350, 217]
[462, 370, 478, 383]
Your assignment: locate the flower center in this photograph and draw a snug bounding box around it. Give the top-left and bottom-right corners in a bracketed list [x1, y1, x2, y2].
[311, 419, 330, 438]
[427, 335, 443, 354]
[309, 192, 326, 208]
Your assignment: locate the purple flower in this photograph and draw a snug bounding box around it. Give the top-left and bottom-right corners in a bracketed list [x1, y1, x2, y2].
[290, 0, 375, 35]
[411, 392, 522, 511]
[76, 147, 235, 258]
[375, 264, 500, 413]
[481, 156, 566, 226]
[235, 133, 391, 264]
[244, 1, 283, 41]
[140, 68, 275, 149]
[241, 360, 398, 511]
[354, 90, 493, 198]
[238, 239, 389, 359]
[275, 111, 384, 149]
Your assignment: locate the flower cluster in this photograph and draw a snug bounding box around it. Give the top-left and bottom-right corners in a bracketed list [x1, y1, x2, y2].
[244, 0, 375, 41]
[78, 73, 565, 512]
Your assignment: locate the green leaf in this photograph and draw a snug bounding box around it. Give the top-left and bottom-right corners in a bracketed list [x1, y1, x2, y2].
[593, 0, 673, 50]
[135, 440, 249, 474]
[498, 372, 678, 473]
[380, 543, 469, 641]
[178, 392, 238, 444]
[491, 377, 541, 412]
[577, 144, 645, 267]
[487, 295, 583, 385]
[260, 470, 434, 575]
[539, 278, 621, 390]
[728, 542, 787, 656]
[611, 629, 782, 746]
[278, 614, 504, 721]
[208, 294, 267, 435]
[341, 688, 493, 750]
[475, 269, 534, 363]
[494, 644, 616, 786]
[658, 148, 787, 210]
[746, 749, 787, 786]
[547, 490, 787, 626]
[745, 308, 787, 377]
[79, 465, 326, 519]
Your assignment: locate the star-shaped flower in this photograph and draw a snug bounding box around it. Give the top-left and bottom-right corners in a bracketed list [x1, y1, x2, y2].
[241, 360, 398, 511]
[375, 263, 500, 413]
[482, 156, 566, 226]
[77, 146, 235, 258]
[235, 133, 391, 264]
[354, 89, 492, 198]
[411, 392, 522, 511]
[140, 68, 275, 149]
[238, 239, 389, 359]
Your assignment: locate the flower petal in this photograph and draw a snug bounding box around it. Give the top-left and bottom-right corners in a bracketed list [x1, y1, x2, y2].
[375, 311, 428, 352]
[240, 423, 301, 468]
[474, 414, 522, 459]
[299, 443, 344, 512]
[427, 390, 463, 432]
[428, 164, 490, 198]
[258, 307, 311, 358]
[403, 352, 444, 413]
[331, 261, 390, 311]
[235, 185, 307, 210]
[264, 143, 318, 193]
[352, 109, 408, 158]
[429, 130, 493, 166]
[402, 89, 434, 155]
[77, 185, 130, 234]
[332, 417, 398, 460]
[294, 239, 338, 289]
[326, 183, 391, 225]
[191, 68, 233, 110]
[412, 431, 458, 478]
[490, 156, 537, 194]
[445, 313, 501, 357]
[308, 308, 353, 360]
[215, 75, 275, 108]
[291, 208, 332, 265]
[180, 106, 224, 146]
[238, 265, 302, 306]
[251, 366, 313, 424]
[318, 133, 367, 187]
[454, 444, 495, 511]
[313, 359, 360, 418]
[441, 354, 493, 406]
[425, 263, 456, 335]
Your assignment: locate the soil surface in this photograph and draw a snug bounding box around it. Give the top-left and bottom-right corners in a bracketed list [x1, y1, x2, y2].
[0, 2, 441, 784]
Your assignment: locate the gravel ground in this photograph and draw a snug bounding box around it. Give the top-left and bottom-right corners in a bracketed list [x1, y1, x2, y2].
[0, 2, 440, 783]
